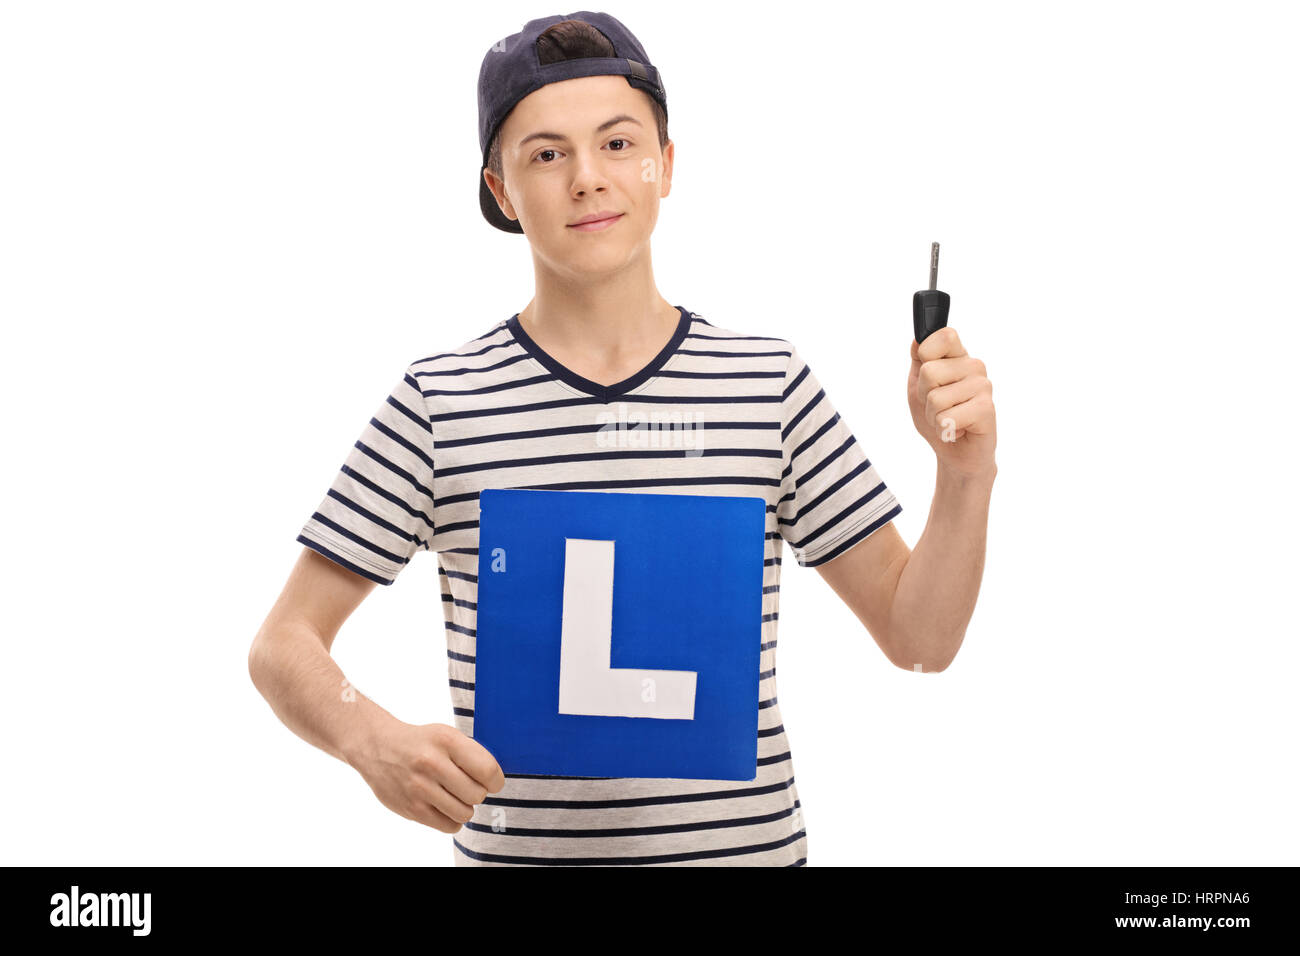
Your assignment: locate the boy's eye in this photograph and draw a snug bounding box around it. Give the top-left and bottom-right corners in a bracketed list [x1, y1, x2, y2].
[533, 139, 632, 164]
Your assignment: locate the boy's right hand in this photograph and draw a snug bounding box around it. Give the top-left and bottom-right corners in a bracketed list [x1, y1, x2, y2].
[348, 720, 506, 833]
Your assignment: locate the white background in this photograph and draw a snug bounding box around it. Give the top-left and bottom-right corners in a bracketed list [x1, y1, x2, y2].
[3, 0, 1296, 866]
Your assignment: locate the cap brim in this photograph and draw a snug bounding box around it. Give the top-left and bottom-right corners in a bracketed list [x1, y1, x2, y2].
[479, 167, 525, 234]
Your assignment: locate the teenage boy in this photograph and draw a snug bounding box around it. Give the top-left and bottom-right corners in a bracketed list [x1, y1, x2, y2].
[249, 12, 997, 867]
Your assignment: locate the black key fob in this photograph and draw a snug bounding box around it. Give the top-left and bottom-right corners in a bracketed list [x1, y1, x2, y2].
[913, 242, 950, 344]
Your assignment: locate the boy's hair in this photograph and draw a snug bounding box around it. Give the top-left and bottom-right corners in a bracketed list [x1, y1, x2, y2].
[486, 18, 670, 182]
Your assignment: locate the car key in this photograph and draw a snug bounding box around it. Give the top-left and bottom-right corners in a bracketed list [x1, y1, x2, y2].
[913, 241, 950, 344]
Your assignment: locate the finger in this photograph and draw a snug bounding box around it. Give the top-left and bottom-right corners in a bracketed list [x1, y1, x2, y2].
[935, 394, 994, 436]
[408, 798, 465, 834]
[917, 326, 966, 363]
[445, 733, 508, 794]
[925, 375, 987, 424]
[935, 418, 966, 442]
[431, 753, 494, 809]
[414, 776, 477, 825]
[917, 355, 979, 392]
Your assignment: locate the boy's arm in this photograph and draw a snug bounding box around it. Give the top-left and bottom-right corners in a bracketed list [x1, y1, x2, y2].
[815, 325, 996, 672]
[247, 548, 394, 765]
[815, 465, 995, 672]
[248, 548, 505, 832]
[813, 520, 911, 665]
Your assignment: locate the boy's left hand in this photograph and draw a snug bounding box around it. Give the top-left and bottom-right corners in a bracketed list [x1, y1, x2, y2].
[907, 326, 997, 479]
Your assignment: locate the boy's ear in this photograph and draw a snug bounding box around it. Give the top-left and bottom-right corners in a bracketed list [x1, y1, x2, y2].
[659, 139, 674, 196]
[482, 167, 518, 224]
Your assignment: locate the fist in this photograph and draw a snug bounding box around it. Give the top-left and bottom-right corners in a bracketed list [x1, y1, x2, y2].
[907, 326, 997, 478]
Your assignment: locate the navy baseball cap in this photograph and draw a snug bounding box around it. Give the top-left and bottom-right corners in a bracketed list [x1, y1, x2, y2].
[477, 12, 668, 234]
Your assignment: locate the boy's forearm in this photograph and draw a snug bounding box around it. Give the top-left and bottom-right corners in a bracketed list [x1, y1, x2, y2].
[248, 622, 394, 767]
[887, 462, 996, 671]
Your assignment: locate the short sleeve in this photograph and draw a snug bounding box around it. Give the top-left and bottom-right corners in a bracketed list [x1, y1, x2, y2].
[296, 365, 436, 585]
[777, 343, 902, 568]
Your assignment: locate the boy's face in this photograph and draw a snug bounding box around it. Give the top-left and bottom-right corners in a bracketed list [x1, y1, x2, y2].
[483, 75, 673, 274]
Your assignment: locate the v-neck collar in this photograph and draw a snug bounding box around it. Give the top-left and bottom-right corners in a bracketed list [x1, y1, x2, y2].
[505, 305, 694, 403]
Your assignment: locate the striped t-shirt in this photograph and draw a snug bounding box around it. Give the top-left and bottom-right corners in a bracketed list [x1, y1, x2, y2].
[296, 305, 902, 866]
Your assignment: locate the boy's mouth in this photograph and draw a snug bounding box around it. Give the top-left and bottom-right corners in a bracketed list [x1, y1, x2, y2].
[568, 212, 624, 232]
